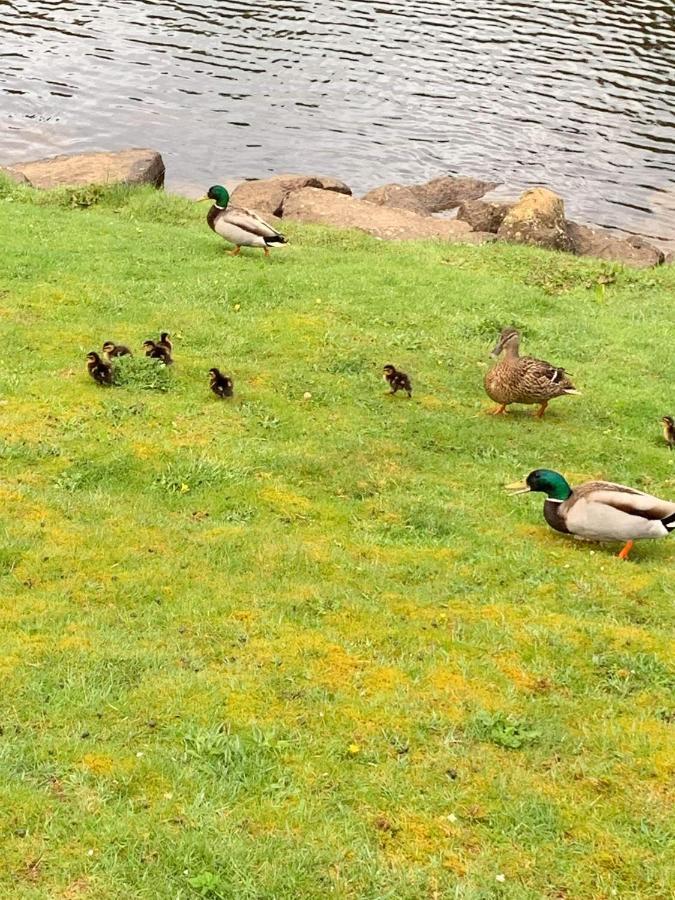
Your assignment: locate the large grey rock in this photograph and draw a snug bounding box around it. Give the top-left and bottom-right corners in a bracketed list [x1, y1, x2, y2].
[283, 187, 474, 241]
[0, 166, 31, 186]
[360, 184, 430, 216]
[497, 187, 573, 252]
[231, 173, 351, 218]
[567, 222, 664, 268]
[7, 149, 165, 189]
[457, 199, 512, 233]
[362, 176, 498, 216]
[410, 175, 499, 213]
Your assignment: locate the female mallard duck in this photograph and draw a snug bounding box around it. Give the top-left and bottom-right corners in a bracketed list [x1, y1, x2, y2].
[508, 469, 675, 559]
[86, 351, 113, 385]
[485, 327, 579, 417]
[102, 341, 132, 359]
[201, 185, 287, 257]
[209, 367, 234, 398]
[662, 415, 675, 449]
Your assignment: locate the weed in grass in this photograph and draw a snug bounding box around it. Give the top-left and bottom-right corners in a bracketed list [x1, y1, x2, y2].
[466, 710, 542, 750]
[111, 354, 172, 391]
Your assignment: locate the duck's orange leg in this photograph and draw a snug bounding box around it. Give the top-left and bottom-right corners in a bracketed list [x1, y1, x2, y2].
[488, 404, 508, 416]
[617, 540, 634, 560]
[263, 246, 270, 258]
[534, 401, 549, 418]
[228, 246, 241, 256]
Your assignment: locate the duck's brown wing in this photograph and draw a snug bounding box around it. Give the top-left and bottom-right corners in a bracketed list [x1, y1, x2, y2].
[520, 356, 577, 393]
[223, 206, 283, 240]
[572, 481, 675, 519]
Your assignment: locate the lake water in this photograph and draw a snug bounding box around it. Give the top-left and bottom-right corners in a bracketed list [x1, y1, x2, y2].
[1, 0, 674, 248]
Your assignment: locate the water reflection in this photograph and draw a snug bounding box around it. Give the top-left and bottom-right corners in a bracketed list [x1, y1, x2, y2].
[0, 0, 674, 247]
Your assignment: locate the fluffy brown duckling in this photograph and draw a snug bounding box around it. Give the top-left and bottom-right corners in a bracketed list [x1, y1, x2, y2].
[143, 340, 173, 365]
[158, 332, 173, 353]
[484, 327, 579, 418]
[102, 341, 132, 359]
[383, 364, 412, 398]
[662, 416, 675, 450]
[86, 351, 113, 385]
[209, 367, 234, 398]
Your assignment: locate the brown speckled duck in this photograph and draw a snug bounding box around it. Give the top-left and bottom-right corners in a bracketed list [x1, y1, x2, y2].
[662, 416, 675, 450]
[484, 327, 579, 418]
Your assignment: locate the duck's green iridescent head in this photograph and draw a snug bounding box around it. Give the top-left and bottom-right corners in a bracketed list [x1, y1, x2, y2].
[207, 185, 230, 208]
[525, 469, 572, 500]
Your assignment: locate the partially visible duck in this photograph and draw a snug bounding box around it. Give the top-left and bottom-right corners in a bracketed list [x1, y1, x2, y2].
[508, 468, 675, 560]
[143, 340, 172, 365]
[209, 368, 234, 398]
[102, 341, 132, 359]
[662, 415, 675, 450]
[86, 352, 113, 385]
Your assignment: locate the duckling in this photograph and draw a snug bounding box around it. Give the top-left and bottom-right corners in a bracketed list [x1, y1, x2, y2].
[86, 351, 113, 385]
[209, 368, 234, 398]
[143, 340, 173, 365]
[383, 364, 412, 398]
[102, 341, 132, 359]
[158, 332, 173, 354]
[662, 416, 675, 450]
[485, 327, 579, 417]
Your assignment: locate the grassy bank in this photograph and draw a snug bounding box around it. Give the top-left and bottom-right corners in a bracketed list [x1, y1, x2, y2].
[0, 178, 673, 899]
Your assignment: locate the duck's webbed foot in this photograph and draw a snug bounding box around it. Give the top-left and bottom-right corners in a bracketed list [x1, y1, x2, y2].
[617, 540, 634, 560]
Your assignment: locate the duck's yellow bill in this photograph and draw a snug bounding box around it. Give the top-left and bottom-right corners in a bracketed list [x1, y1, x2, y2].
[197, 195, 209, 202]
[505, 481, 531, 495]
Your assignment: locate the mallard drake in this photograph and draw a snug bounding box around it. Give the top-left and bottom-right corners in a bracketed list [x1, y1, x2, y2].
[143, 340, 172, 365]
[508, 468, 675, 559]
[383, 364, 412, 398]
[209, 367, 234, 398]
[201, 185, 287, 257]
[86, 351, 113, 385]
[485, 327, 579, 417]
[102, 341, 132, 359]
[662, 416, 675, 450]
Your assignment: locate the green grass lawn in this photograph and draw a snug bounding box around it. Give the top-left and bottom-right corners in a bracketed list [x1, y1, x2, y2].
[0, 178, 673, 899]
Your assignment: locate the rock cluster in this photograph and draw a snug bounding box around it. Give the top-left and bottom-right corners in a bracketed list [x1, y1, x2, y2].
[0, 148, 667, 267]
[233, 173, 664, 267]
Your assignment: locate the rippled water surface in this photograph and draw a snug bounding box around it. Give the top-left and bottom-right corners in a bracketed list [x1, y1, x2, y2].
[1, 0, 674, 246]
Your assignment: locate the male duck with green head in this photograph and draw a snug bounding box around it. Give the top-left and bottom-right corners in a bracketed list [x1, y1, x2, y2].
[509, 468, 675, 560]
[201, 185, 287, 257]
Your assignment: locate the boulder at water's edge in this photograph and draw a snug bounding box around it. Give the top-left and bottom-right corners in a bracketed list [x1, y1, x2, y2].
[282, 187, 475, 241]
[231, 174, 351, 217]
[497, 187, 573, 252]
[567, 222, 664, 269]
[7, 149, 165, 189]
